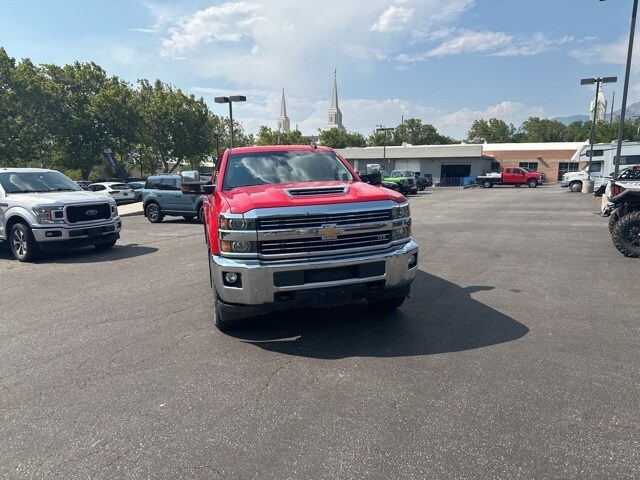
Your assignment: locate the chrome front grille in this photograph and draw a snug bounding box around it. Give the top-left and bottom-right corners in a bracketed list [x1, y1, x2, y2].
[255, 208, 396, 260]
[259, 231, 392, 256]
[257, 209, 391, 230]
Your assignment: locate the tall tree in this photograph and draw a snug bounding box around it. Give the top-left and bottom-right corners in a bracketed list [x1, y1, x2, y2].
[393, 118, 456, 145]
[88, 76, 141, 171]
[466, 118, 515, 143]
[519, 117, 566, 143]
[319, 128, 366, 148]
[256, 126, 308, 145]
[44, 62, 110, 179]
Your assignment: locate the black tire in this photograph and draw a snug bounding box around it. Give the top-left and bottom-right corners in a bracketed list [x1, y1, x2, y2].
[197, 205, 205, 224]
[570, 181, 582, 193]
[212, 283, 235, 331]
[527, 179, 538, 188]
[482, 180, 493, 189]
[182, 215, 196, 220]
[94, 240, 117, 250]
[9, 223, 40, 262]
[608, 210, 620, 234]
[145, 202, 163, 223]
[366, 296, 406, 310]
[611, 210, 640, 257]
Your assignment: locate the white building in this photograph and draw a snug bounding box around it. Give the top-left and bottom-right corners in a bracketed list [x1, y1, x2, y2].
[277, 88, 290, 133]
[323, 70, 346, 132]
[590, 88, 608, 123]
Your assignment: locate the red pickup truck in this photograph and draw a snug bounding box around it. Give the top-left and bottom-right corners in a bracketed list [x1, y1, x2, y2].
[189, 145, 419, 330]
[477, 167, 545, 188]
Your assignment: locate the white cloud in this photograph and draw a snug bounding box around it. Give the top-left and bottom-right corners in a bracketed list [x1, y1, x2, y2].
[426, 31, 512, 57]
[569, 37, 640, 71]
[437, 101, 545, 138]
[161, 2, 265, 58]
[370, 6, 416, 33]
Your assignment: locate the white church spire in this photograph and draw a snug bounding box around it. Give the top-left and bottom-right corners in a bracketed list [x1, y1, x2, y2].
[324, 69, 346, 132]
[277, 87, 290, 133]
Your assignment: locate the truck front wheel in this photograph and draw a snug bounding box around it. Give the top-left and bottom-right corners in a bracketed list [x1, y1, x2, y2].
[9, 223, 40, 262]
[611, 210, 640, 257]
[482, 180, 493, 189]
[527, 179, 538, 188]
[212, 284, 235, 331]
[569, 181, 582, 192]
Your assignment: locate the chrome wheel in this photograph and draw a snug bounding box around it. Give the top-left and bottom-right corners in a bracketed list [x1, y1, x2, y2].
[11, 228, 27, 258]
[9, 223, 39, 261]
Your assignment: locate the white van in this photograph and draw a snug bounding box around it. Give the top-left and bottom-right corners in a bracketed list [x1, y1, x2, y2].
[561, 141, 640, 192]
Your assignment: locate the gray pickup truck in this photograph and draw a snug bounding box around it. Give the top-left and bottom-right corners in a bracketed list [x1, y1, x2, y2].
[0, 168, 121, 261]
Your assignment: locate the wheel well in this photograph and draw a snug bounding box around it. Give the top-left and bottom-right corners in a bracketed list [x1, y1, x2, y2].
[5, 216, 29, 235]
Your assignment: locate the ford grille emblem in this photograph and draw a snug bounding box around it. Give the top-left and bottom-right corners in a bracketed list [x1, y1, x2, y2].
[86, 209, 98, 216]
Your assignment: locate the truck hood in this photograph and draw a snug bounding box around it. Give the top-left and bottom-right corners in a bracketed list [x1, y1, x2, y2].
[221, 181, 405, 214]
[5, 191, 113, 206]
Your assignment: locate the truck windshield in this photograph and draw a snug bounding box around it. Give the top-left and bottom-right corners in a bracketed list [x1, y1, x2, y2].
[0, 171, 82, 194]
[223, 151, 354, 190]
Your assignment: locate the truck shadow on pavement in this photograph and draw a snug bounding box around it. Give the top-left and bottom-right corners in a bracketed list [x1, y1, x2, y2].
[228, 270, 529, 359]
[0, 242, 158, 264]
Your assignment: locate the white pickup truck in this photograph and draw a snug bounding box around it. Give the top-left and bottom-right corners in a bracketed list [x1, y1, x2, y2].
[0, 168, 121, 261]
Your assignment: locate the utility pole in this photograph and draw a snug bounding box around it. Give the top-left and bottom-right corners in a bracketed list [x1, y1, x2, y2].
[610, 91, 615, 123]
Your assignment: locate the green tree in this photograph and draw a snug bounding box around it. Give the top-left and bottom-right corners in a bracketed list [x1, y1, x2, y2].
[393, 118, 456, 145]
[137, 80, 215, 173]
[256, 126, 309, 145]
[519, 117, 566, 143]
[88, 76, 141, 173]
[466, 118, 515, 143]
[319, 128, 367, 148]
[44, 62, 111, 179]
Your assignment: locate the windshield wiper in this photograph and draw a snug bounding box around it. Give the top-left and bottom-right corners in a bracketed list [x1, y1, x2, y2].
[50, 188, 78, 192]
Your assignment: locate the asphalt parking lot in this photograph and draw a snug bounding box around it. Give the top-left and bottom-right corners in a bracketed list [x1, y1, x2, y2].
[1, 186, 639, 479]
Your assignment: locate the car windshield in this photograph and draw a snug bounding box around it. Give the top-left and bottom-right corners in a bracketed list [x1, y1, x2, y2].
[390, 171, 410, 177]
[111, 183, 131, 190]
[0, 171, 82, 194]
[223, 150, 354, 190]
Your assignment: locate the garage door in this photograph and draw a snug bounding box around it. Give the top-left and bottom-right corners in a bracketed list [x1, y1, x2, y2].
[394, 160, 421, 173]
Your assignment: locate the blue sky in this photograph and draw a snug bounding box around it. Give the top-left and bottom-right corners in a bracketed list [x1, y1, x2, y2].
[1, 0, 638, 140]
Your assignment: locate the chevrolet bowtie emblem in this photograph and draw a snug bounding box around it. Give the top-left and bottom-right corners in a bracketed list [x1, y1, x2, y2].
[317, 224, 344, 240]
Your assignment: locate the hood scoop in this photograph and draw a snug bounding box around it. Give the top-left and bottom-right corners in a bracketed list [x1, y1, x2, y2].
[285, 185, 349, 196]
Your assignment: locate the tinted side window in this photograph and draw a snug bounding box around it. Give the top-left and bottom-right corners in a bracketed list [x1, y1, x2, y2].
[159, 178, 178, 190]
[145, 178, 162, 189]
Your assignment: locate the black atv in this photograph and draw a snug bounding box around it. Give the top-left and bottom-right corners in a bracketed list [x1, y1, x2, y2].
[603, 166, 640, 257]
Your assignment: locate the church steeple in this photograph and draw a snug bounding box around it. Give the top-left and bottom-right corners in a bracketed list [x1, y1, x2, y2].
[277, 87, 290, 133]
[324, 69, 346, 132]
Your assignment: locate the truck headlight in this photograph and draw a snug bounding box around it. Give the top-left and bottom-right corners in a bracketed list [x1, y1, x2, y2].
[392, 204, 410, 219]
[392, 226, 410, 241]
[33, 207, 64, 224]
[220, 240, 256, 253]
[219, 215, 254, 230]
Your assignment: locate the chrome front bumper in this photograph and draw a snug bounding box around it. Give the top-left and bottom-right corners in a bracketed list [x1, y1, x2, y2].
[211, 240, 419, 307]
[31, 218, 122, 243]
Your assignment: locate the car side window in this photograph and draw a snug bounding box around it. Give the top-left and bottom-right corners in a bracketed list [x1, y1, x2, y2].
[158, 178, 177, 190]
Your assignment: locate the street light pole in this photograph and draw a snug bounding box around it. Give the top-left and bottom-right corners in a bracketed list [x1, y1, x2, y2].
[376, 126, 394, 167]
[580, 76, 617, 188]
[214, 95, 246, 149]
[613, 0, 638, 181]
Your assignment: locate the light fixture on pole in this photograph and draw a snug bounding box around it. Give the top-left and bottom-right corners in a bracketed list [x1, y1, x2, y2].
[376, 126, 394, 165]
[214, 95, 246, 149]
[580, 76, 616, 188]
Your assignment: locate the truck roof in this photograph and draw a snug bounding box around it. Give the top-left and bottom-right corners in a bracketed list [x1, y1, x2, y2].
[225, 145, 335, 155]
[0, 167, 54, 173]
